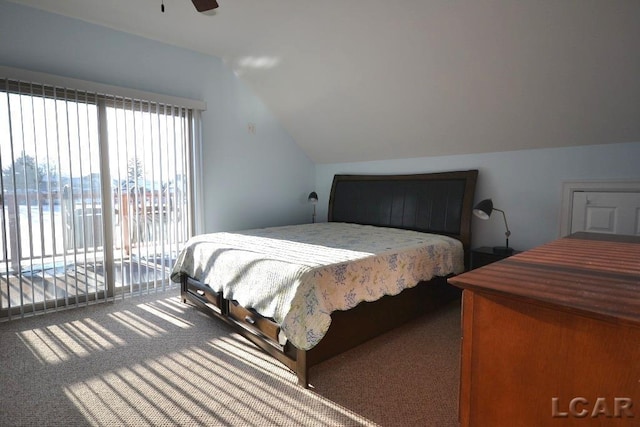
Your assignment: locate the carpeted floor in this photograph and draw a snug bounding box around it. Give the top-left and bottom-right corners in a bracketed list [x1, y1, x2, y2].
[0, 291, 461, 426]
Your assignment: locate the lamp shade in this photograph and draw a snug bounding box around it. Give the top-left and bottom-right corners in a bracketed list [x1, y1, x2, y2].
[473, 199, 493, 220]
[308, 191, 318, 204]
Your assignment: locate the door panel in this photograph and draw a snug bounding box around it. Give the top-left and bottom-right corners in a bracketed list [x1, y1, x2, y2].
[571, 191, 640, 235]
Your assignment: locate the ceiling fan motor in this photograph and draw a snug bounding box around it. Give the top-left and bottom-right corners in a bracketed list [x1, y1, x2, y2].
[192, 0, 219, 12]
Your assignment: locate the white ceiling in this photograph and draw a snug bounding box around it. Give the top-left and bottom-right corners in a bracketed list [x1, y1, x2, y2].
[9, 0, 640, 164]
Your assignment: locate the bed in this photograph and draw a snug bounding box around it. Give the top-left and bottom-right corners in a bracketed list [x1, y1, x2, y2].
[170, 170, 478, 387]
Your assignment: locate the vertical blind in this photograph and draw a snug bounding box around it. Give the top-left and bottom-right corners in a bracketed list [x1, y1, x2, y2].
[0, 74, 200, 319]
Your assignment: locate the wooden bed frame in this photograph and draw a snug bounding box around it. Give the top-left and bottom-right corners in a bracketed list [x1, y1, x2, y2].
[181, 169, 478, 387]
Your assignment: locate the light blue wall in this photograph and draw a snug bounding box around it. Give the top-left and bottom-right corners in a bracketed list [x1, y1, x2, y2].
[316, 141, 640, 250]
[0, 0, 315, 232]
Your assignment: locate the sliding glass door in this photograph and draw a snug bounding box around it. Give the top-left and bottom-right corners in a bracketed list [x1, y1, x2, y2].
[1, 78, 194, 319]
[105, 99, 191, 297]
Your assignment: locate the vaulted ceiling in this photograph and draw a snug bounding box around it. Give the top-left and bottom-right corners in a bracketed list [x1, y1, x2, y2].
[9, 0, 640, 163]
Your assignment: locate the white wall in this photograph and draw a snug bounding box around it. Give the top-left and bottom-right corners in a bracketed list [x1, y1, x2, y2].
[316, 141, 640, 250]
[0, 0, 315, 233]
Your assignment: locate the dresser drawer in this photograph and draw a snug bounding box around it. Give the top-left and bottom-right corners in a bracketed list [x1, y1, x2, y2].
[184, 277, 222, 310]
[228, 300, 281, 343]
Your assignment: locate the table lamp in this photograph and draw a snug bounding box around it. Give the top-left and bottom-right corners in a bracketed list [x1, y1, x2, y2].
[473, 198, 513, 255]
[308, 191, 318, 223]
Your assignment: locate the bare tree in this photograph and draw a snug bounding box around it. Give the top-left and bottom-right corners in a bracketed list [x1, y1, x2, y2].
[127, 158, 143, 185]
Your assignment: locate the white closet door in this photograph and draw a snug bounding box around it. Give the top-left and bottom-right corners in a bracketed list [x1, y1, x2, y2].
[571, 191, 640, 235]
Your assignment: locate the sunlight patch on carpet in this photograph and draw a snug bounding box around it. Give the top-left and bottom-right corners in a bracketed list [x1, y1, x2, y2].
[17, 318, 125, 365]
[63, 343, 375, 426]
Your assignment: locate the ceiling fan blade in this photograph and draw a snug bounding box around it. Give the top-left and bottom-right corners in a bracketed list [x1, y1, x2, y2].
[192, 0, 219, 12]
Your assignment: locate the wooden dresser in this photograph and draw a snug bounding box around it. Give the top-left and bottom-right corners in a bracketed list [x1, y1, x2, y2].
[448, 232, 640, 426]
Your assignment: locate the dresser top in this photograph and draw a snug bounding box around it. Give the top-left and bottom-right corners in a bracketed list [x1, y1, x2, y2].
[449, 232, 640, 324]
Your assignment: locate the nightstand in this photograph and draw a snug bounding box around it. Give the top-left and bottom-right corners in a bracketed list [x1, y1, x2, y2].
[470, 246, 519, 269]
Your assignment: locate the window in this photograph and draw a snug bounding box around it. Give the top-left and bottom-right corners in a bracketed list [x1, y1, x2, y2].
[0, 71, 202, 318]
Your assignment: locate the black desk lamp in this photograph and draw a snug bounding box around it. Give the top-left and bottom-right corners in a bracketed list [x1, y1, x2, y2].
[473, 198, 513, 255]
[308, 191, 318, 223]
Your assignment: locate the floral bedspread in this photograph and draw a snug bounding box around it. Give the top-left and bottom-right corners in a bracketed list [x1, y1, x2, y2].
[170, 222, 464, 350]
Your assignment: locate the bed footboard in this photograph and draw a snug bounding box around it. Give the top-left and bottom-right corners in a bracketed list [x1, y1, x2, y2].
[181, 275, 460, 387]
[181, 276, 309, 385]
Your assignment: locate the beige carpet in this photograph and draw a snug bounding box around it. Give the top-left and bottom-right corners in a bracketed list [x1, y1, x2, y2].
[0, 291, 461, 426]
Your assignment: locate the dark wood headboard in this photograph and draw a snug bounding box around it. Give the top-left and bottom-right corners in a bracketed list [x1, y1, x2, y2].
[328, 170, 478, 256]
